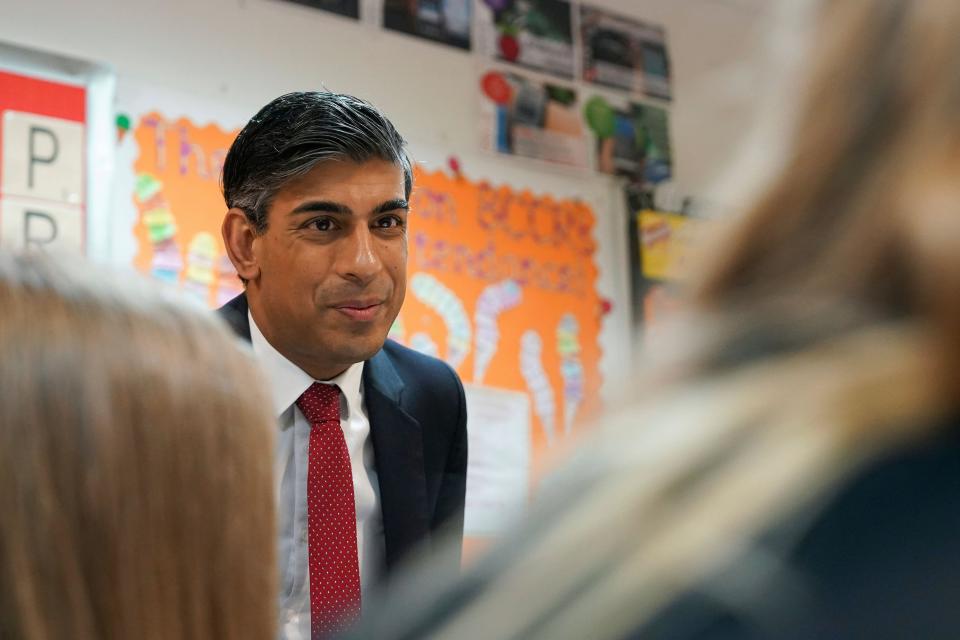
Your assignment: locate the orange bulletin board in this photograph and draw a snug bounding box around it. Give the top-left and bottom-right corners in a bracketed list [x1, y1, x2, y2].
[132, 113, 240, 307]
[131, 114, 604, 538]
[402, 170, 602, 453]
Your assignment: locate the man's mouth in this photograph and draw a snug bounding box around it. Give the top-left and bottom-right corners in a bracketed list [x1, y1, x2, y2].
[332, 300, 384, 322]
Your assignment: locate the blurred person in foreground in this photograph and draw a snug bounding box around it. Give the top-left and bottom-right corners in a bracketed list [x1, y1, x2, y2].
[0, 251, 276, 640]
[347, 1, 960, 638]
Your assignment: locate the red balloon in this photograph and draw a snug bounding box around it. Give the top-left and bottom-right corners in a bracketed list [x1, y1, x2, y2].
[481, 71, 513, 106]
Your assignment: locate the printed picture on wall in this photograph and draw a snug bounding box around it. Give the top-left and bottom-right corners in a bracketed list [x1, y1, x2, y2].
[479, 68, 588, 168]
[383, 0, 472, 50]
[278, 0, 359, 20]
[477, 0, 575, 79]
[584, 94, 672, 185]
[580, 5, 671, 100]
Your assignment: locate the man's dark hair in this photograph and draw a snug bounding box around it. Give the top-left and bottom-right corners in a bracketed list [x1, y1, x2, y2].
[222, 91, 413, 232]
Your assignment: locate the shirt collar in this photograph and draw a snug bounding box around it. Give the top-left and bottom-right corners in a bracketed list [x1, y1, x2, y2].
[248, 311, 365, 419]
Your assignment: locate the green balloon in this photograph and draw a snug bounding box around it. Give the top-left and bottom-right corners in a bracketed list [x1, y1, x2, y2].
[584, 96, 615, 138]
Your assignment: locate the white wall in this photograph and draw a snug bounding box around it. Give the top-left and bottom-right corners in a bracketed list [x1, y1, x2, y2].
[0, 0, 769, 396]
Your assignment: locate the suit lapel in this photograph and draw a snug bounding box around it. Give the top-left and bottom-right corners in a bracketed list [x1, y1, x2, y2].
[218, 293, 252, 342]
[364, 347, 431, 571]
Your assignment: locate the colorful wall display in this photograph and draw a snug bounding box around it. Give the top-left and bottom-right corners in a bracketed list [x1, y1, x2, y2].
[278, 0, 359, 19]
[585, 94, 672, 185]
[0, 68, 86, 252]
[580, 5, 672, 100]
[477, 0, 575, 79]
[383, 0, 472, 50]
[403, 169, 601, 455]
[479, 68, 588, 168]
[130, 113, 603, 535]
[132, 113, 242, 308]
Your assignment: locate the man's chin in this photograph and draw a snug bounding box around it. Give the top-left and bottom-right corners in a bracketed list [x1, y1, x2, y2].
[327, 335, 388, 366]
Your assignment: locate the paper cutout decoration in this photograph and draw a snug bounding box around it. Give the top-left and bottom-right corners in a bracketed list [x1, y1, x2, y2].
[410, 332, 441, 359]
[557, 313, 583, 436]
[184, 232, 217, 301]
[116, 113, 131, 143]
[520, 330, 557, 445]
[473, 279, 523, 383]
[135, 173, 182, 283]
[410, 272, 472, 369]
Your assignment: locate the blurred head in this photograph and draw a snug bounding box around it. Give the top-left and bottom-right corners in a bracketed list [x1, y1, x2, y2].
[346, 3, 960, 639]
[221, 91, 412, 379]
[694, 0, 960, 391]
[0, 252, 276, 640]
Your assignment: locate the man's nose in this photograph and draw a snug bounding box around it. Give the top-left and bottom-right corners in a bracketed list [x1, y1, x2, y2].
[336, 225, 382, 285]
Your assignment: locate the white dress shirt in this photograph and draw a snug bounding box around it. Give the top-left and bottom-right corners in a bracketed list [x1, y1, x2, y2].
[248, 312, 384, 640]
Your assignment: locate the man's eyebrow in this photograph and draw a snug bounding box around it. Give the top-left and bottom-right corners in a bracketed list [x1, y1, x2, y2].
[373, 199, 409, 214]
[290, 201, 352, 216]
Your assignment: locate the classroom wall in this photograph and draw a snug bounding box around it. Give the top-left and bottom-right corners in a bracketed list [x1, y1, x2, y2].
[0, 0, 770, 398]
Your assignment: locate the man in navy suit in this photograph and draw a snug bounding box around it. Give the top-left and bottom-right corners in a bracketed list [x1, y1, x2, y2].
[218, 91, 467, 639]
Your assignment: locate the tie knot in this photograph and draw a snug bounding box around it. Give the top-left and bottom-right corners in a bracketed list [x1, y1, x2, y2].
[296, 383, 341, 425]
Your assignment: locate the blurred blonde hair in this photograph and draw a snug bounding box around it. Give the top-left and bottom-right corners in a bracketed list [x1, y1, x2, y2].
[0, 251, 276, 640]
[368, 1, 960, 638]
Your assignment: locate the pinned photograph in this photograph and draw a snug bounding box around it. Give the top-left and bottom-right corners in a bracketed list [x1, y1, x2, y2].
[383, 0, 472, 50]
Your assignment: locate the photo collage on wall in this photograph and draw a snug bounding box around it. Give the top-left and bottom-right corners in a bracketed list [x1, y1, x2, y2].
[278, 0, 673, 177]
[479, 69, 587, 168]
[477, 0, 576, 79]
[580, 5, 671, 100]
[475, 0, 673, 178]
[383, 0, 473, 49]
[278, 0, 360, 20]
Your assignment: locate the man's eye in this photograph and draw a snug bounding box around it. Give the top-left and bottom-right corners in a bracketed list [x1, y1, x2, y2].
[377, 215, 404, 228]
[309, 218, 334, 231]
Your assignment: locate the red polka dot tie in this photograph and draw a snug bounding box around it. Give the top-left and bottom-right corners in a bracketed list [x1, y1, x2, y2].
[296, 383, 361, 638]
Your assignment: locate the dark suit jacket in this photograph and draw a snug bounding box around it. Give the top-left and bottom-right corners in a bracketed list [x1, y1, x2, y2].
[634, 417, 960, 640]
[344, 416, 960, 640]
[218, 293, 468, 580]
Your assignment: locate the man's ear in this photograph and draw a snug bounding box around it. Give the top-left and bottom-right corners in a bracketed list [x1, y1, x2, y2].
[222, 208, 261, 282]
